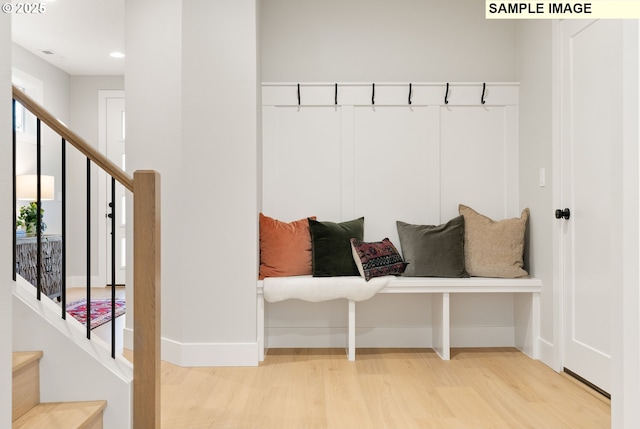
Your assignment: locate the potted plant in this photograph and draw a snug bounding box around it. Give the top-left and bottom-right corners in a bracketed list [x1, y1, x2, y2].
[16, 202, 47, 236]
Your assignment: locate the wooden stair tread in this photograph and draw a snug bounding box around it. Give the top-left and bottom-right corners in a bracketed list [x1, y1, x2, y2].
[12, 351, 43, 374]
[12, 400, 107, 429]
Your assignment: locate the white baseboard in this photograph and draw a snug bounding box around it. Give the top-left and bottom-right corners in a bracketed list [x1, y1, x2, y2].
[356, 327, 433, 347]
[124, 325, 528, 367]
[266, 327, 348, 348]
[161, 338, 259, 367]
[124, 328, 259, 367]
[66, 275, 102, 288]
[538, 337, 559, 370]
[123, 326, 133, 350]
[450, 326, 515, 347]
[266, 326, 517, 349]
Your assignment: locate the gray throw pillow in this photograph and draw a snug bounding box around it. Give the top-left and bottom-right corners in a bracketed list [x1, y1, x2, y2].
[309, 217, 364, 277]
[396, 216, 469, 278]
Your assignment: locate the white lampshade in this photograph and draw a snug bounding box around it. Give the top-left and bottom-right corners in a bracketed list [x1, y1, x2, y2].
[16, 175, 55, 201]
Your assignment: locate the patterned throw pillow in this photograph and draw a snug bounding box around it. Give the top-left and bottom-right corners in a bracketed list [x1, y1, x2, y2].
[350, 238, 408, 281]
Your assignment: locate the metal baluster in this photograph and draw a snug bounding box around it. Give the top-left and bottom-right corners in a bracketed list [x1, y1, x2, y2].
[111, 177, 116, 358]
[86, 157, 91, 339]
[61, 138, 67, 319]
[36, 119, 42, 301]
[12, 99, 16, 282]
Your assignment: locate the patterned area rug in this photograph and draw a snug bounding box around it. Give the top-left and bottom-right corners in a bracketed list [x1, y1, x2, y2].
[66, 299, 126, 330]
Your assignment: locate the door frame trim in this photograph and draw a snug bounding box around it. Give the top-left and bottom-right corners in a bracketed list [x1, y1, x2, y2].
[551, 19, 563, 373]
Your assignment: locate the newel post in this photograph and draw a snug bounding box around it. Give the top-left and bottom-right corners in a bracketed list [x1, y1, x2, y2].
[133, 170, 161, 429]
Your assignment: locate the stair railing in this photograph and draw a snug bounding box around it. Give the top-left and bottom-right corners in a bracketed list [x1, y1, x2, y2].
[12, 85, 161, 429]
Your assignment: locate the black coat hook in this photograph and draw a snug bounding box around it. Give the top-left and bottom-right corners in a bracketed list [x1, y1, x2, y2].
[372, 83, 375, 105]
[481, 82, 486, 104]
[297, 83, 300, 106]
[335, 83, 338, 105]
[444, 82, 449, 105]
[408, 83, 412, 105]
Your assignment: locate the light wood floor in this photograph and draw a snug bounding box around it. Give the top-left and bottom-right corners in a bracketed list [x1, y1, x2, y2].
[68, 292, 610, 428]
[154, 347, 610, 429]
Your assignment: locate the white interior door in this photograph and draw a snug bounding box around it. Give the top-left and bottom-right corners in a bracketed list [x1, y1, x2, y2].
[561, 19, 623, 395]
[105, 96, 126, 286]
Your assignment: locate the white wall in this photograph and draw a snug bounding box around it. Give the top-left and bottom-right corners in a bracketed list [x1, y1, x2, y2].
[614, 19, 640, 429]
[125, 0, 259, 366]
[181, 0, 258, 354]
[12, 44, 69, 238]
[515, 21, 555, 368]
[261, 0, 517, 82]
[125, 0, 183, 354]
[0, 11, 13, 428]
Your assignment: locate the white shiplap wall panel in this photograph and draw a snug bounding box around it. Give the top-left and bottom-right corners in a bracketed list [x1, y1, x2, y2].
[262, 106, 343, 221]
[352, 106, 438, 245]
[439, 106, 512, 222]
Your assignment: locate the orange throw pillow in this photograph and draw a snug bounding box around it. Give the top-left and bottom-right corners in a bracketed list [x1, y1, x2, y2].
[259, 213, 316, 279]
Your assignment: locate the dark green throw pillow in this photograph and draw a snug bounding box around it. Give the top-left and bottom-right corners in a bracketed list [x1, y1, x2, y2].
[309, 217, 364, 277]
[396, 216, 469, 278]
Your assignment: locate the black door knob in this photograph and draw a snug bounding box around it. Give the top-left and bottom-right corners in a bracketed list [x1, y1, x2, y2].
[555, 208, 570, 220]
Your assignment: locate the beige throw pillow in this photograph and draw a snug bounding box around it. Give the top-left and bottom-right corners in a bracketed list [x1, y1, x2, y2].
[459, 204, 529, 278]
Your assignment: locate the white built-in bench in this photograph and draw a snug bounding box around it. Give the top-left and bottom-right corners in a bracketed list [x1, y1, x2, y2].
[257, 276, 541, 362]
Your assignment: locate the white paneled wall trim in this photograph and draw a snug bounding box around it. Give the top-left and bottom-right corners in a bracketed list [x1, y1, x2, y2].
[261, 82, 532, 352]
[262, 82, 519, 106]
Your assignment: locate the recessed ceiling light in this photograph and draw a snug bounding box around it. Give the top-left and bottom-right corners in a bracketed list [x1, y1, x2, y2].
[110, 52, 125, 58]
[39, 49, 62, 58]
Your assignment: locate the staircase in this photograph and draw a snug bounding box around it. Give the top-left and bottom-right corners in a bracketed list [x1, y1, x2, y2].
[12, 85, 162, 429]
[12, 351, 106, 429]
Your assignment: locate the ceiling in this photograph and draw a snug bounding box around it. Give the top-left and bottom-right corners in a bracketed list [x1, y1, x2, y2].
[12, 0, 124, 76]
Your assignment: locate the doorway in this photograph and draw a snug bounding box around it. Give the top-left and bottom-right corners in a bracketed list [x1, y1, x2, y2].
[98, 91, 126, 287]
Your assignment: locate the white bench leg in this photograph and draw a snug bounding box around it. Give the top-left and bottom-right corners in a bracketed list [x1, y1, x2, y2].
[257, 293, 265, 361]
[513, 292, 540, 360]
[432, 292, 450, 360]
[532, 292, 540, 359]
[348, 300, 355, 361]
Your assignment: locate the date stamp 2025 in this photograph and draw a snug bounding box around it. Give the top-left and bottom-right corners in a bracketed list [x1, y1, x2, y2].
[2, 3, 46, 14]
